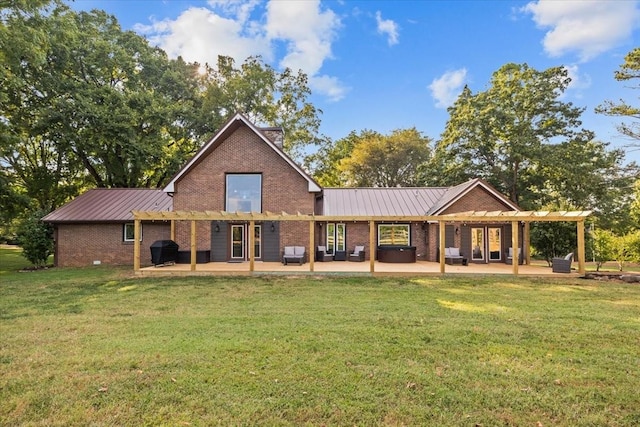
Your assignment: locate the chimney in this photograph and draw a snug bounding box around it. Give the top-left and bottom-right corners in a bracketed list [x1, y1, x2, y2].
[260, 127, 284, 149]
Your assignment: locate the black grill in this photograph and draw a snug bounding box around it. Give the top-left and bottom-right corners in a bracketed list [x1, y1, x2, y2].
[150, 240, 179, 266]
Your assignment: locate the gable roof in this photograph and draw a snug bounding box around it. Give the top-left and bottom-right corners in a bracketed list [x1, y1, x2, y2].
[43, 188, 172, 223]
[321, 178, 519, 217]
[427, 178, 519, 214]
[164, 112, 321, 193]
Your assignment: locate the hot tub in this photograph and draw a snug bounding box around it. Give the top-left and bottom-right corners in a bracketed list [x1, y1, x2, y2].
[376, 246, 417, 263]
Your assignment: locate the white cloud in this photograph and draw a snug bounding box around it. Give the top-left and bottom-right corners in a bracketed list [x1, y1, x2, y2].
[429, 68, 468, 109]
[523, 0, 640, 62]
[265, 1, 340, 76]
[375, 11, 399, 46]
[560, 64, 592, 99]
[135, 0, 345, 101]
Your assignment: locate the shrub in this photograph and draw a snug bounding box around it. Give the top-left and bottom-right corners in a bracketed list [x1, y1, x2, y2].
[17, 209, 53, 268]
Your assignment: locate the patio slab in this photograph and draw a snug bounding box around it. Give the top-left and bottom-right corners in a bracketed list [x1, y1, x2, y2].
[137, 260, 581, 277]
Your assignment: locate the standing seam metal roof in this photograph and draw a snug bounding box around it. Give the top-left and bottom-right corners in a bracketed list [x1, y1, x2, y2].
[43, 189, 173, 222]
[321, 187, 449, 216]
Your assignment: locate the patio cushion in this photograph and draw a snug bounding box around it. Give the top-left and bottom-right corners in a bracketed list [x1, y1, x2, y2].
[445, 247, 460, 257]
[294, 246, 305, 256]
[284, 246, 295, 256]
[353, 245, 365, 255]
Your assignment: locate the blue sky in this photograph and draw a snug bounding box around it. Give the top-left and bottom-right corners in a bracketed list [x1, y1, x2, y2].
[70, 0, 640, 163]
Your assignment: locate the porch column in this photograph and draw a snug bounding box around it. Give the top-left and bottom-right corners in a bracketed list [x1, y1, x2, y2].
[523, 222, 530, 265]
[369, 220, 375, 273]
[170, 220, 176, 241]
[249, 220, 255, 272]
[309, 220, 315, 272]
[190, 220, 196, 272]
[439, 220, 446, 274]
[577, 220, 586, 275]
[134, 218, 141, 272]
[511, 221, 519, 275]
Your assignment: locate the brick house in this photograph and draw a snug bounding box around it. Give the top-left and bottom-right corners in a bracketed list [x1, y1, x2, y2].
[44, 113, 521, 267]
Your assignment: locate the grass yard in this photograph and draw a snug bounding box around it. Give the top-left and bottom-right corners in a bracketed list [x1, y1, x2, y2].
[1, 248, 640, 426]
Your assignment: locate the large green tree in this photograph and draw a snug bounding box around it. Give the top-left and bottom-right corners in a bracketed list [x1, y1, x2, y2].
[338, 128, 432, 187]
[596, 47, 640, 147]
[305, 130, 379, 187]
[434, 63, 586, 207]
[1, 0, 323, 218]
[201, 56, 322, 161]
[1, 2, 204, 191]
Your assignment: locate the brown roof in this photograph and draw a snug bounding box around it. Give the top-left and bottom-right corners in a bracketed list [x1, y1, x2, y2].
[322, 187, 448, 216]
[322, 179, 519, 217]
[43, 188, 172, 223]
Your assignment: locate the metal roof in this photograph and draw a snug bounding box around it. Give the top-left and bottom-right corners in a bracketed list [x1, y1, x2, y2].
[43, 188, 172, 223]
[322, 187, 449, 216]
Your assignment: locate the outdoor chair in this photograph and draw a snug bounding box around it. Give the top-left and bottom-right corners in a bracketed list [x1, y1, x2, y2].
[505, 247, 523, 265]
[444, 247, 464, 265]
[348, 245, 365, 262]
[552, 252, 573, 273]
[282, 246, 306, 265]
[316, 245, 333, 262]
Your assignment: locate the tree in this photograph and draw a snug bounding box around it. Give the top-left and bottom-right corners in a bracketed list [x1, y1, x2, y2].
[1, 2, 209, 191]
[200, 56, 323, 161]
[591, 228, 616, 272]
[434, 63, 586, 207]
[535, 137, 639, 233]
[596, 47, 640, 148]
[631, 180, 640, 226]
[337, 128, 433, 187]
[305, 130, 380, 187]
[16, 209, 53, 268]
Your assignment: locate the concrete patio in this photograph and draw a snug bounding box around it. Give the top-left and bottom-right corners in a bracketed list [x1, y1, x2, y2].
[137, 259, 581, 278]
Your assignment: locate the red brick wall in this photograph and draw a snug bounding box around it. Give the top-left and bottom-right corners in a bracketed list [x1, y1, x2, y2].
[172, 125, 316, 250]
[442, 186, 514, 214]
[54, 222, 170, 267]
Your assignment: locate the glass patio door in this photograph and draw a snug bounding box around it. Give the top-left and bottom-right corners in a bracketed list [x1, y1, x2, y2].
[231, 224, 261, 261]
[471, 227, 484, 261]
[488, 227, 501, 261]
[231, 225, 245, 260]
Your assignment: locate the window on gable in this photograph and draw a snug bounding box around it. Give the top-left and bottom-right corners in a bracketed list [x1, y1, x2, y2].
[226, 174, 262, 213]
[123, 223, 142, 242]
[378, 224, 410, 246]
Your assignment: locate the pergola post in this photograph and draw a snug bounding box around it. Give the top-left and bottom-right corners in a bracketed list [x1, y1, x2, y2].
[511, 221, 519, 275]
[309, 220, 315, 272]
[170, 220, 176, 241]
[577, 220, 586, 275]
[249, 220, 255, 272]
[190, 220, 196, 272]
[439, 220, 446, 274]
[369, 220, 375, 273]
[134, 219, 141, 272]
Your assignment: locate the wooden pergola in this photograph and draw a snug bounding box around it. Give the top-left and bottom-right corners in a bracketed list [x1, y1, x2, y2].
[132, 210, 591, 275]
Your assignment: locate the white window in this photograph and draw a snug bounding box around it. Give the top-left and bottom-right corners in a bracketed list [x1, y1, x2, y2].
[123, 223, 142, 242]
[378, 224, 410, 246]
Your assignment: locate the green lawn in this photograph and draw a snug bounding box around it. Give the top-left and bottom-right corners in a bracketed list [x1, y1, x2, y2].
[1, 248, 640, 426]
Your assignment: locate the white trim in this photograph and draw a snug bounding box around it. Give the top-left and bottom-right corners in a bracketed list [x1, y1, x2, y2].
[164, 113, 321, 193]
